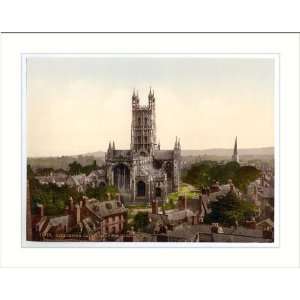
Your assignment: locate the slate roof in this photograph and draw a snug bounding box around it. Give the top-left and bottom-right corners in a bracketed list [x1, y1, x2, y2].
[157, 224, 272, 243]
[211, 234, 270, 243]
[153, 150, 174, 160]
[112, 150, 132, 158]
[149, 209, 195, 227]
[85, 198, 127, 219]
[256, 218, 274, 228]
[259, 187, 274, 199]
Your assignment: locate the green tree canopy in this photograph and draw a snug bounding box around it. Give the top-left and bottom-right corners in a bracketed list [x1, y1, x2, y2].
[133, 212, 149, 231]
[85, 185, 118, 201]
[205, 191, 257, 226]
[68, 161, 83, 175]
[183, 161, 261, 192]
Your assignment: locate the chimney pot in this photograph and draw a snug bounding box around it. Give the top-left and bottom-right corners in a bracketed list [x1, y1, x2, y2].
[75, 204, 81, 224]
[151, 199, 158, 214]
[37, 203, 44, 217]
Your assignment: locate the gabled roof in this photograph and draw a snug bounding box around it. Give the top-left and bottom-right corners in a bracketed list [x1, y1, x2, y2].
[85, 198, 127, 219]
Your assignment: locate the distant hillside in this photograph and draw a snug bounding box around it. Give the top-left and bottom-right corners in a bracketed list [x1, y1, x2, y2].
[28, 147, 273, 170]
[83, 150, 106, 157]
[28, 155, 105, 171]
[181, 147, 274, 157]
[86, 147, 274, 158]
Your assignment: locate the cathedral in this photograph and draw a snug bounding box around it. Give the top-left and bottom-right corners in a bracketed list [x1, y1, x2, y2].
[105, 89, 181, 204]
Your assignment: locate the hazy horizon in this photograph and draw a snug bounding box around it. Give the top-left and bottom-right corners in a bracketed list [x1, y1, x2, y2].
[27, 56, 274, 157]
[28, 146, 275, 159]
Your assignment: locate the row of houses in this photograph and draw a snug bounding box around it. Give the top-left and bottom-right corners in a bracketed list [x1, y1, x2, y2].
[32, 195, 128, 241]
[36, 169, 107, 192]
[119, 192, 273, 242]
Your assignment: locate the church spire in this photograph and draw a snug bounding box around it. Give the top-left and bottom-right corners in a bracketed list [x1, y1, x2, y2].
[232, 136, 239, 163]
[234, 136, 237, 155]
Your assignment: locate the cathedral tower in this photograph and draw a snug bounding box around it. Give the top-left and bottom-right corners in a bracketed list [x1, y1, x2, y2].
[130, 88, 157, 155]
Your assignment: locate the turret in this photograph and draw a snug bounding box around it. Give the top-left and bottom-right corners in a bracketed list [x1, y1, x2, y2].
[148, 87, 155, 108]
[132, 89, 139, 109]
[106, 141, 113, 160]
[174, 136, 179, 150]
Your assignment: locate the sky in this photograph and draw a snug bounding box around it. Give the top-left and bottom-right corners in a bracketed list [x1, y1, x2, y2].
[27, 56, 274, 157]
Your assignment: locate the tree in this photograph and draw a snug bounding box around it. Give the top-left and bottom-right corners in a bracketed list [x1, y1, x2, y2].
[233, 166, 261, 193]
[82, 160, 99, 175]
[133, 212, 149, 231]
[182, 161, 216, 187]
[206, 191, 257, 226]
[183, 161, 261, 193]
[68, 161, 83, 175]
[85, 185, 118, 201]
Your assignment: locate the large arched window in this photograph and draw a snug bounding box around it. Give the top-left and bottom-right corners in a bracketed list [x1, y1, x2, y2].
[113, 164, 130, 191]
[137, 181, 146, 197]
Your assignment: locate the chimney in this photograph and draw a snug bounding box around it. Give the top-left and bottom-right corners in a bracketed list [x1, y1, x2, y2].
[178, 195, 187, 210]
[64, 205, 69, 215]
[82, 196, 88, 207]
[36, 203, 44, 217]
[116, 193, 121, 202]
[151, 199, 158, 214]
[75, 204, 81, 224]
[69, 196, 74, 211]
[184, 193, 187, 210]
[199, 194, 203, 215]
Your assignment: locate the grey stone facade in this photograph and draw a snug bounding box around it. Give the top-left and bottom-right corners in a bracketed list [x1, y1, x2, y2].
[105, 89, 181, 204]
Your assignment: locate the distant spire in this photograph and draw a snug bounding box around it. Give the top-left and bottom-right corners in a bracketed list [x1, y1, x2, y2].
[234, 136, 238, 155]
[158, 140, 160, 150]
[174, 136, 178, 149]
[108, 141, 111, 151]
[232, 136, 239, 163]
[112, 141, 115, 150]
